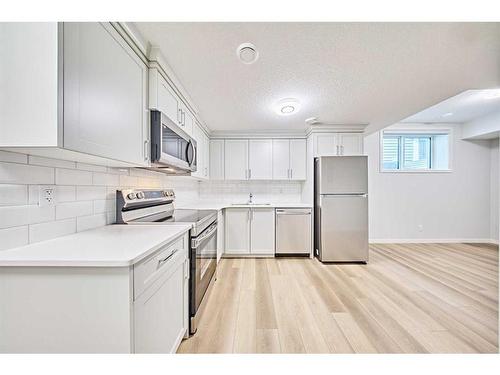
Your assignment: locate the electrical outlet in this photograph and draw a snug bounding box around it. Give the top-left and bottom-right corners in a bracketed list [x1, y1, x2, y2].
[39, 186, 56, 206]
[417, 224, 424, 232]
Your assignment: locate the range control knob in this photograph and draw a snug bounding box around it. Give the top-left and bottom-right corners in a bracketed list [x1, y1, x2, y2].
[136, 192, 145, 199]
[127, 192, 136, 200]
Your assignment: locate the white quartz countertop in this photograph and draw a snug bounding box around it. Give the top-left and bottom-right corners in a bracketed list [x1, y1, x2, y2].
[0, 224, 192, 267]
[177, 201, 312, 210]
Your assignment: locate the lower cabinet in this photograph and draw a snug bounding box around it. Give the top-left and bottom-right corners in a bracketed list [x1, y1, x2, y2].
[134, 248, 188, 353]
[225, 208, 275, 256]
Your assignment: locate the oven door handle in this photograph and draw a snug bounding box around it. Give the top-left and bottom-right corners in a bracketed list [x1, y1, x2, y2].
[191, 222, 217, 248]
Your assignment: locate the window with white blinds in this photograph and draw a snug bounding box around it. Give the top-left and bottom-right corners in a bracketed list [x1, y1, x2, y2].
[381, 132, 450, 171]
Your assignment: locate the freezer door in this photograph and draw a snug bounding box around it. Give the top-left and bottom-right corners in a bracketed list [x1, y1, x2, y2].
[318, 194, 368, 262]
[317, 156, 367, 194]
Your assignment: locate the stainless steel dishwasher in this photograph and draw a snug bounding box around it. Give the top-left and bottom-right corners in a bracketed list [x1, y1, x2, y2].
[275, 208, 312, 255]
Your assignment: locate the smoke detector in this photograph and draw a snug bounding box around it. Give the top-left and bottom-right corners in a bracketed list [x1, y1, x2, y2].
[236, 43, 259, 64]
[305, 117, 320, 125]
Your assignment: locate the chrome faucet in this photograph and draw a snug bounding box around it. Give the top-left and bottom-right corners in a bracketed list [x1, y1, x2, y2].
[248, 193, 253, 204]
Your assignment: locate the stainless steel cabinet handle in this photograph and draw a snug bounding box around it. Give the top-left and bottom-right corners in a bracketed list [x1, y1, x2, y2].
[158, 249, 179, 266]
[341, 145, 344, 155]
[178, 108, 182, 124]
[336, 145, 339, 155]
[290, 169, 293, 179]
[144, 140, 149, 161]
[182, 111, 186, 126]
[249, 169, 252, 179]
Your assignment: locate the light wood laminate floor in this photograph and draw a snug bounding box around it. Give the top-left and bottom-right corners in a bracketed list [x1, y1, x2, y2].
[178, 243, 498, 353]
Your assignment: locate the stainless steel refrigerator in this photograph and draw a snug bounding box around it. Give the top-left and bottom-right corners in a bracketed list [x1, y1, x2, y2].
[314, 156, 368, 262]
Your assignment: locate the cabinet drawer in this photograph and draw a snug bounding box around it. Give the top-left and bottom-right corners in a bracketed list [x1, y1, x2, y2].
[133, 235, 186, 299]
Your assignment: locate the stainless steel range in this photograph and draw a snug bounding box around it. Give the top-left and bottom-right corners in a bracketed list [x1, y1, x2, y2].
[116, 188, 217, 335]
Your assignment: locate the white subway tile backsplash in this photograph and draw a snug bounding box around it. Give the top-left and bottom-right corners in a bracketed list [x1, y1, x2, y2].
[93, 199, 114, 214]
[0, 206, 29, 229]
[77, 214, 107, 232]
[55, 168, 92, 185]
[0, 226, 29, 251]
[56, 201, 93, 220]
[0, 184, 28, 206]
[28, 205, 56, 224]
[0, 162, 54, 185]
[28, 155, 76, 169]
[119, 175, 138, 187]
[76, 162, 108, 173]
[92, 172, 120, 186]
[29, 219, 76, 244]
[76, 186, 107, 201]
[0, 151, 28, 164]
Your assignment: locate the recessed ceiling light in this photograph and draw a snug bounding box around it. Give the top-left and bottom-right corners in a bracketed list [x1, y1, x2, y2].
[236, 43, 259, 64]
[275, 98, 300, 116]
[483, 89, 500, 100]
[442, 112, 453, 117]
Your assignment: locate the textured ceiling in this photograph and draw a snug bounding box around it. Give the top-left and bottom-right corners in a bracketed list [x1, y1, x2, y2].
[134, 22, 500, 133]
[402, 89, 500, 124]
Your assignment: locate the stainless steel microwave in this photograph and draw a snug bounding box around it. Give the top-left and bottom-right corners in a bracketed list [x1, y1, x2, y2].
[150, 110, 197, 174]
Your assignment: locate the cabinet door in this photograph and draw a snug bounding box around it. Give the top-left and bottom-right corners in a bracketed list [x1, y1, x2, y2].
[339, 133, 363, 155]
[134, 260, 186, 353]
[154, 71, 179, 126]
[182, 108, 194, 137]
[225, 208, 250, 254]
[249, 139, 273, 180]
[289, 139, 306, 180]
[250, 208, 275, 255]
[315, 134, 339, 156]
[224, 140, 248, 180]
[63, 23, 149, 166]
[272, 139, 290, 180]
[209, 140, 225, 180]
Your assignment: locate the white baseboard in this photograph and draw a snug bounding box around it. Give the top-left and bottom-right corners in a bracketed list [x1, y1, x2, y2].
[369, 238, 498, 244]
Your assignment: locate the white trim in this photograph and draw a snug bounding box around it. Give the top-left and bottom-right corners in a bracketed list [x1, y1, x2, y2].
[379, 126, 454, 173]
[369, 238, 498, 244]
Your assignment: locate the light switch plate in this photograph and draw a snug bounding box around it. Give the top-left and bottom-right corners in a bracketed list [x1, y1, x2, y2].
[39, 185, 56, 207]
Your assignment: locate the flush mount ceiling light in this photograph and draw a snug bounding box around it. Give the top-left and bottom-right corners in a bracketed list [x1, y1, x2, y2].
[236, 43, 259, 64]
[275, 98, 301, 116]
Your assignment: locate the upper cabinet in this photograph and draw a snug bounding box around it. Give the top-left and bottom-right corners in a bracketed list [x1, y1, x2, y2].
[272, 139, 306, 180]
[315, 132, 363, 156]
[0, 22, 150, 167]
[248, 140, 273, 180]
[209, 139, 225, 180]
[63, 23, 149, 166]
[221, 138, 307, 181]
[224, 140, 248, 180]
[191, 122, 209, 179]
[148, 68, 193, 137]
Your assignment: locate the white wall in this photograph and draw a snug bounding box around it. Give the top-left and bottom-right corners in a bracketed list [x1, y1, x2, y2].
[365, 124, 494, 242]
[0, 151, 199, 251]
[490, 138, 499, 241]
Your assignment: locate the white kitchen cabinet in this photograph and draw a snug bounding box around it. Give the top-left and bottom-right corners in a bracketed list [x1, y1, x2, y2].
[224, 140, 249, 180]
[150, 69, 179, 128]
[210, 139, 225, 180]
[225, 208, 275, 256]
[272, 139, 290, 179]
[191, 123, 209, 179]
[63, 23, 149, 166]
[250, 208, 275, 255]
[290, 139, 307, 180]
[272, 139, 306, 180]
[338, 133, 364, 155]
[249, 140, 273, 180]
[225, 208, 250, 254]
[315, 133, 363, 156]
[134, 251, 188, 353]
[1, 22, 150, 167]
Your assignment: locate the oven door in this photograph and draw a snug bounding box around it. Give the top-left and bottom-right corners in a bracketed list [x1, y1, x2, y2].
[189, 220, 217, 334]
[150, 110, 197, 172]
